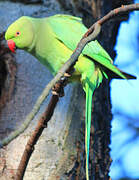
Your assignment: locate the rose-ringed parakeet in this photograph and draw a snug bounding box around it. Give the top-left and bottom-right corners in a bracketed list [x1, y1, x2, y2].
[5, 14, 136, 180]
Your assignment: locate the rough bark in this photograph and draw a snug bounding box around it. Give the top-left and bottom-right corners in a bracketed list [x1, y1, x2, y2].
[0, 0, 133, 180]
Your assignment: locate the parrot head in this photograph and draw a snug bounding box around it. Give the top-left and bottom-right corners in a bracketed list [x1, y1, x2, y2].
[5, 16, 34, 53]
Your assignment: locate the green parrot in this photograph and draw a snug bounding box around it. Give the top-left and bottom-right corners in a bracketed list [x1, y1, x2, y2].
[5, 14, 136, 180]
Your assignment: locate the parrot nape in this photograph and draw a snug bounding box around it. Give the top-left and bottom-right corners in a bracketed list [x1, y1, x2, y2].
[5, 14, 136, 180]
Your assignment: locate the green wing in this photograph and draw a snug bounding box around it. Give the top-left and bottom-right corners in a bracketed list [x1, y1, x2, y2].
[47, 14, 128, 79]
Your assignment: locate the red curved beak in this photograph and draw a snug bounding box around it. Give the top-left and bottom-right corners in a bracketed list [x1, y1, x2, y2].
[7, 40, 16, 53]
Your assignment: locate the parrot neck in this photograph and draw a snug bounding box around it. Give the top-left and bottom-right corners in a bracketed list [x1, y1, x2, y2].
[24, 39, 36, 53]
[24, 19, 42, 53]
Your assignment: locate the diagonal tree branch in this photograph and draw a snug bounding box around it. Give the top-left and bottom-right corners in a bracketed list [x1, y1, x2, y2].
[15, 94, 59, 180]
[0, 3, 139, 149]
[15, 76, 68, 179]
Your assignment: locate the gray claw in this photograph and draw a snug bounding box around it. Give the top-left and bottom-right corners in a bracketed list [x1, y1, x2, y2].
[64, 73, 71, 77]
[52, 91, 59, 96]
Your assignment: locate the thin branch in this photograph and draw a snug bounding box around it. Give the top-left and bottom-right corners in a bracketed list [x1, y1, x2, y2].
[98, 3, 139, 25]
[15, 95, 59, 180]
[15, 79, 66, 180]
[0, 3, 139, 148]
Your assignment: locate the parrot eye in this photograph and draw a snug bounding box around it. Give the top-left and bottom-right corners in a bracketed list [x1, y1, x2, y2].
[15, 31, 21, 36]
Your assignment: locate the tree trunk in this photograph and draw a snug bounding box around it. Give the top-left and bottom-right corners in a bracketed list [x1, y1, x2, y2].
[0, 0, 133, 179]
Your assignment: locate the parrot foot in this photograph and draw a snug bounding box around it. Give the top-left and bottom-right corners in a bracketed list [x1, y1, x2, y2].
[52, 90, 59, 96]
[64, 72, 71, 77]
[52, 83, 65, 97]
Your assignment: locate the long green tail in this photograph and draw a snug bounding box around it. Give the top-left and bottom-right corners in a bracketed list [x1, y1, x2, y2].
[85, 82, 94, 180]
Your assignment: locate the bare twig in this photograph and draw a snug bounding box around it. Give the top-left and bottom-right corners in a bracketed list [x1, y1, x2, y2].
[0, 3, 139, 148]
[15, 79, 66, 180]
[15, 96, 58, 179]
[98, 3, 139, 25]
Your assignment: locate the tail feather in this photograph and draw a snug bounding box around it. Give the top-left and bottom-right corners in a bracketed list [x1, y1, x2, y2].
[85, 55, 136, 79]
[102, 66, 137, 79]
[119, 70, 136, 79]
[85, 83, 94, 180]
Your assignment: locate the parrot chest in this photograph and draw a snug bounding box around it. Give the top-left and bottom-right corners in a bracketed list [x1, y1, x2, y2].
[34, 34, 74, 76]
